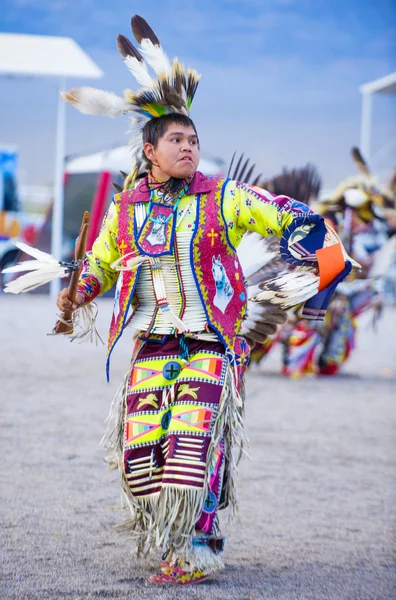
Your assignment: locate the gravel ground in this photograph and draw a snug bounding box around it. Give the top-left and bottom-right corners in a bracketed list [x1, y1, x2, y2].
[0, 294, 395, 599]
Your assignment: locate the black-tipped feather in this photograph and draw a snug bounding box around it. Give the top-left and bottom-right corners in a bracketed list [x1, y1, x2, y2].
[244, 163, 256, 183]
[173, 67, 185, 96]
[247, 256, 288, 287]
[227, 153, 263, 185]
[227, 152, 236, 178]
[112, 182, 123, 193]
[161, 78, 186, 110]
[232, 153, 244, 180]
[116, 34, 144, 61]
[186, 69, 200, 105]
[351, 146, 370, 175]
[131, 15, 160, 45]
[261, 164, 321, 205]
[238, 158, 251, 182]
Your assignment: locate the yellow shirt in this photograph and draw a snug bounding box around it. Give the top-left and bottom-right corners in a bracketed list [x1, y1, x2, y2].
[78, 179, 297, 301]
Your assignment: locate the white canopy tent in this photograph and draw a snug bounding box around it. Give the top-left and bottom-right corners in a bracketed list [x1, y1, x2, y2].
[0, 33, 103, 296]
[360, 71, 396, 162]
[65, 145, 224, 177]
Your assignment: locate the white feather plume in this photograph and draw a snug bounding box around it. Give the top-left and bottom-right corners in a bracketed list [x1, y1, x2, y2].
[3, 266, 69, 294]
[61, 87, 128, 118]
[2, 242, 69, 294]
[2, 259, 57, 273]
[139, 38, 172, 76]
[123, 55, 154, 87]
[12, 241, 59, 264]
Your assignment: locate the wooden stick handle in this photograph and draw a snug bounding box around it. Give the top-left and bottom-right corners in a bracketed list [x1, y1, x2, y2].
[54, 211, 89, 335]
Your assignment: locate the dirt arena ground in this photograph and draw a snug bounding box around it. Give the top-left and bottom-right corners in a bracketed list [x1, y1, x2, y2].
[1, 295, 395, 599]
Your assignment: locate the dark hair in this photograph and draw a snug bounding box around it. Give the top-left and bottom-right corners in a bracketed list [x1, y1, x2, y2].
[142, 113, 198, 150]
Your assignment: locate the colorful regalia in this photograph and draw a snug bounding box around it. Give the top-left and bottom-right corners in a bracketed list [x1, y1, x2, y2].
[279, 148, 396, 378]
[2, 15, 355, 585]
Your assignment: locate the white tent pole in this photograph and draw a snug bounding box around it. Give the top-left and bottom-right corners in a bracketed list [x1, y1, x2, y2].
[50, 77, 66, 299]
[360, 91, 372, 161]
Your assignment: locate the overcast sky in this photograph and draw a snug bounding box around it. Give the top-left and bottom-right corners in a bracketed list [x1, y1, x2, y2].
[1, 0, 395, 190]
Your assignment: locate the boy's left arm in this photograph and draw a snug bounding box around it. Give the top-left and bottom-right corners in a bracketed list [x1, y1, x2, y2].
[223, 180, 354, 319]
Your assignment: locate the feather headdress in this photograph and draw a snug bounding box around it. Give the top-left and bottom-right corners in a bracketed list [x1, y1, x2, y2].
[315, 147, 395, 221]
[62, 15, 201, 186]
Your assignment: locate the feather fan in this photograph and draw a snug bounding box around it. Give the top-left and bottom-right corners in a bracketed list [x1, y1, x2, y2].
[251, 271, 319, 309]
[228, 152, 262, 187]
[2, 242, 71, 294]
[233, 156, 318, 344]
[237, 233, 292, 345]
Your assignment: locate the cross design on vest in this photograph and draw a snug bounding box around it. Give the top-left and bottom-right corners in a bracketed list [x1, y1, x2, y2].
[207, 227, 219, 247]
[119, 239, 128, 252]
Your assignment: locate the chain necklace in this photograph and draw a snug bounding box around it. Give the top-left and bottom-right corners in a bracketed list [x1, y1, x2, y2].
[146, 173, 193, 227]
[147, 172, 193, 205]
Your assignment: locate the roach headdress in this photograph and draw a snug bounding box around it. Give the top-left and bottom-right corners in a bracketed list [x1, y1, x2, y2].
[316, 147, 395, 223]
[62, 15, 200, 186]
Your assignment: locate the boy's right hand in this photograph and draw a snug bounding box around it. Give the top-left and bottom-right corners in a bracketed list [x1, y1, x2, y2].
[56, 288, 84, 313]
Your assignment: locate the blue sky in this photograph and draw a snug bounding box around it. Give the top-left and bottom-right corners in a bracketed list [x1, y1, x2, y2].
[1, 0, 395, 190]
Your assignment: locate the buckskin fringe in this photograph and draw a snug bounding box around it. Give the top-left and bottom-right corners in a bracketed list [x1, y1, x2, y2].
[100, 339, 143, 470]
[210, 364, 246, 521]
[70, 303, 104, 345]
[100, 370, 130, 471]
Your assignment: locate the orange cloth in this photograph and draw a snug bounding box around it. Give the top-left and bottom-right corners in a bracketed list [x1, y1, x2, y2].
[316, 243, 345, 291]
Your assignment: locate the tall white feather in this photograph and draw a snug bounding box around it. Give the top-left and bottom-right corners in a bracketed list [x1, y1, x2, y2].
[139, 39, 172, 76]
[61, 88, 127, 118]
[123, 56, 154, 87]
[2, 259, 59, 274]
[12, 241, 59, 264]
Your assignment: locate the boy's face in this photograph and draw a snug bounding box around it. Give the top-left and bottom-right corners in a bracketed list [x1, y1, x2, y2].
[143, 123, 200, 180]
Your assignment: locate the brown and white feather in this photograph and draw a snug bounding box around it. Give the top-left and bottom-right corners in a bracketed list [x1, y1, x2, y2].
[62, 87, 127, 118]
